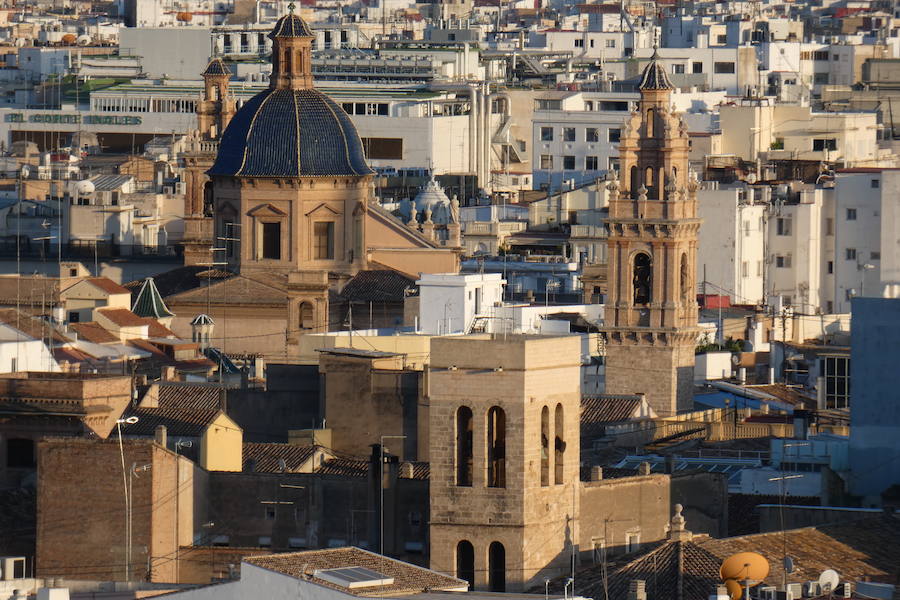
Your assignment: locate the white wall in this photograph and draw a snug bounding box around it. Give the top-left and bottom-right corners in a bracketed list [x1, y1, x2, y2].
[0, 326, 60, 373]
[416, 273, 505, 334]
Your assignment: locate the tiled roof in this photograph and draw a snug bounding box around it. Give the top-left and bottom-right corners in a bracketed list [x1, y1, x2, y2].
[243, 442, 318, 473]
[339, 270, 416, 302]
[0, 309, 68, 343]
[124, 266, 235, 300]
[69, 321, 119, 344]
[147, 319, 177, 338]
[97, 308, 149, 328]
[166, 273, 289, 306]
[203, 57, 231, 76]
[132, 277, 175, 319]
[123, 405, 223, 437]
[245, 547, 467, 595]
[0, 277, 59, 306]
[269, 13, 315, 38]
[157, 384, 224, 410]
[83, 277, 131, 295]
[639, 50, 674, 91]
[581, 395, 644, 443]
[315, 456, 369, 477]
[89, 173, 133, 191]
[552, 516, 900, 600]
[208, 88, 374, 178]
[748, 384, 816, 409]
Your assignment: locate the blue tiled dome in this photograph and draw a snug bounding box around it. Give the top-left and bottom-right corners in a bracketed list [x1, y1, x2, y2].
[639, 50, 674, 91]
[208, 88, 374, 178]
[269, 13, 314, 38]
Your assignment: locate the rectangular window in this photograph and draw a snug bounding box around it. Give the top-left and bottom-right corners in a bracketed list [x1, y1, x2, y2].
[261, 222, 281, 260]
[586, 127, 599, 142]
[563, 155, 576, 170]
[584, 101, 594, 111]
[585, 156, 599, 170]
[871, 178, 880, 188]
[714, 61, 735, 73]
[314, 222, 334, 260]
[824, 355, 850, 409]
[574, 39, 584, 48]
[776, 217, 792, 236]
[826, 218, 834, 236]
[540, 127, 554, 141]
[776, 255, 791, 268]
[540, 154, 553, 170]
[692, 61, 703, 73]
[813, 51, 829, 61]
[827, 260, 834, 274]
[68, 311, 80, 323]
[756, 261, 763, 276]
[608, 128, 621, 143]
[846, 248, 857, 260]
[600, 101, 629, 111]
[742, 261, 749, 278]
[626, 532, 641, 553]
[362, 137, 402, 159]
[605, 39, 615, 48]
[672, 63, 685, 74]
[827, 301, 833, 313]
[563, 127, 576, 142]
[846, 208, 857, 220]
[871, 251, 881, 260]
[716, 34, 727, 44]
[813, 138, 837, 151]
[814, 72, 829, 84]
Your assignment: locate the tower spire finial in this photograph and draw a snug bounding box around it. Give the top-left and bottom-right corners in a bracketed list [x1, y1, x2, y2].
[288, 1, 295, 13]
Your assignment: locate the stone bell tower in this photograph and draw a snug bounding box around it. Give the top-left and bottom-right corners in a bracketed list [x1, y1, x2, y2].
[601, 52, 702, 417]
[181, 58, 236, 266]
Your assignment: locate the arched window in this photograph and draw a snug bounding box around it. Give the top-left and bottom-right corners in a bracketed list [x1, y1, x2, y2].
[299, 302, 314, 330]
[7, 438, 34, 468]
[284, 49, 292, 74]
[554, 404, 565, 485]
[633, 253, 652, 305]
[456, 541, 475, 588]
[489, 542, 506, 592]
[540, 406, 550, 486]
[646, 109, 655, 137]
[487, 407, 506, 488]
[680, 253, 690, 302]
[456, 406, 473, 487]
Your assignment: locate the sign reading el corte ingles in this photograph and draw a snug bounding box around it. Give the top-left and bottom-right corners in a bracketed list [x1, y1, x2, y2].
[4, 113, 143, 125]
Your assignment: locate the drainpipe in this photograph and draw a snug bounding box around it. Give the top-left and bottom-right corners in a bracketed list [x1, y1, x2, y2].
[468, 83, 479, 191]
[482, 82, 491, 189]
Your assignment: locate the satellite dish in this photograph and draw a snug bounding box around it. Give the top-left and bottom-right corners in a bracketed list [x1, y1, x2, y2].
[720, 552, 770, 584]
[75, 179, 95, 196]
[783, 556, 795, 574]
[818, 569, 840, 593]
[725, 579, 744, 600]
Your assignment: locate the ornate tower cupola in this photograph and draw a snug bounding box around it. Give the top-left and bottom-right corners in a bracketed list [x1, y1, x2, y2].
[601, 51, 702, 417]
[198, 58, 235, 140]
[269, 3, 315, 91]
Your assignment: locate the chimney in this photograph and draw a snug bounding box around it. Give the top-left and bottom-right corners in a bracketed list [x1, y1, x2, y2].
[638, 461, 651, 476]
[155, 424, 167, 447]
[591, 466, 603, 481]
[400, 462, 415, 478]
[628, 580, 647, 600]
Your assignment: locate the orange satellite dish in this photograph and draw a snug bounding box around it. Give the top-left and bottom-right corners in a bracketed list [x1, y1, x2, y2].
[724, 579, 744, 600]
[720, 552, 770, 584]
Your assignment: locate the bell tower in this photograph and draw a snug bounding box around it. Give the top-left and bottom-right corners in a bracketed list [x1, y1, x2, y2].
[601, 52, 702, 417]
[197, 58, 235, 140]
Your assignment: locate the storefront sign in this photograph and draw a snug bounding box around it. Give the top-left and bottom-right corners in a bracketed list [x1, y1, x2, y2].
[4, 113, 143, 125]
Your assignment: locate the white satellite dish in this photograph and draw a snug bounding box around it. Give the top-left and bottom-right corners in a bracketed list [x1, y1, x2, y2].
[818, 569, 840, 593]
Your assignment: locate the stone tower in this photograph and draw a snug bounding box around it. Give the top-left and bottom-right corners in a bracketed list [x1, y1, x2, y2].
[428, 335, 582, 592]
[181, 58, 235, 266]
[601, 52, 702, 417]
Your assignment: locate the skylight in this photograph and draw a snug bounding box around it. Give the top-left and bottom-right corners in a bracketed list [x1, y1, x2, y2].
[314, 567, 395, 589]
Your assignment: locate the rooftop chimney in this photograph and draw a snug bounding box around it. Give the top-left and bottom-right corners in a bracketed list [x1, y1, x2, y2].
[591, 466, 604, 481]
[400, 462, 415, 478]
[638, 461, 651, 476]
[628, 580, 647, 600]
[155, 424, 167, 447]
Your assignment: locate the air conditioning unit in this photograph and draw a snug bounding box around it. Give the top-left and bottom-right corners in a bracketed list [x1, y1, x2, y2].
[760, 586, 777, 600]
[0, 556, 26, 580]
[805, 582, 822, 597]
[787, 583, 804, 598]
[175, 182, 186, 194]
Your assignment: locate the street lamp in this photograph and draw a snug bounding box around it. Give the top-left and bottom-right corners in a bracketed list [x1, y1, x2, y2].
[859, 262, 876, 297]
[379, 435, 406, 557]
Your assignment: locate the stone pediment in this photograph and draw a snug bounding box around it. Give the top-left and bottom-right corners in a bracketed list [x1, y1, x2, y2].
[305, 203, 340, 217]
[247, 203, 288, 218]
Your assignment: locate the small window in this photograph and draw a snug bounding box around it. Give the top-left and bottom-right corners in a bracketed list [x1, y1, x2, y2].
[827, 301, 833, 313]
[672, 63, 685, 74]
[846, 208, 857, 221]
[871, 251, 881, 260]
[813, 138, 837, 152]
[563, 155, 575, 170]
[776, 217, 792, 236]
[540, 127, 554, 141]
[585, 156, 599, 170]
[871, 178, 880, 188]
[261, 222, 281, 260]
[68, 311, 80, 323]
[540, 154, 553, 170]
[692, 61, 703, 73]
[714, 61, 735, 73]
[264, 506, 276, 520]
[608, 128, 621, 143]
[563, 127, 576, 142]
[585, 127, 599, 142]
[574, 39, 584, 48]
[626, 531, 641, 553]
[314, 222, 334, 260]
[846, 248, 857, 260]
[716, 34, 727, 44]
[742, 261, 748, 278]
[605, 39, 615, 48]
[258, 536, 272, 548]
[827, 261, 834, 274]
[776, 255, 792, 268]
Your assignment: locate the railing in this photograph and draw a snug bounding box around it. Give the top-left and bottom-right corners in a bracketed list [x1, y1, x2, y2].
[569, 224, 606, 238]
[0, 240, 182, 260]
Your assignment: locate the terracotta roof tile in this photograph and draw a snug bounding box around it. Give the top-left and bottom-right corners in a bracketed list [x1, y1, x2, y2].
[315, 457, 370, 478]
[84, 277, 131, 295]
[123, 405, 223, 437]
[339, 270, 416, 302]
[245, 547, 466, 595]
[97, 308, 150, 328]
[69, 322, 118, 344]
[156, 384, 224, 410]
[243, 442, 319, 473]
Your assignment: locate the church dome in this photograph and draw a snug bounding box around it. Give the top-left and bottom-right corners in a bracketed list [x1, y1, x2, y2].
[269, 13, 314, 38]
[639, 50, 674, 91]
[208, 88, 373, 177]
[413, 177, 450, 212]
